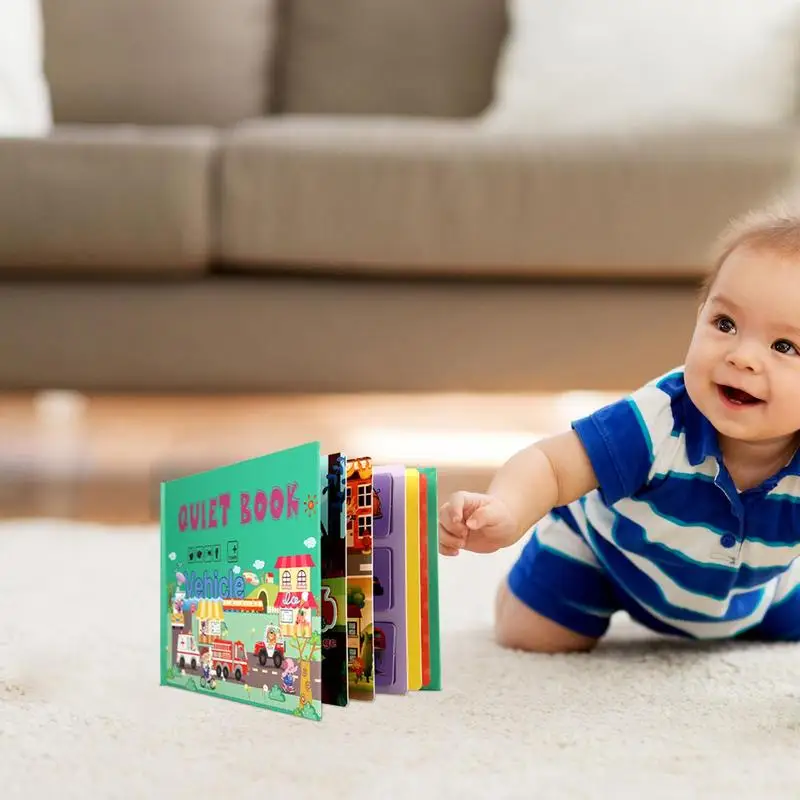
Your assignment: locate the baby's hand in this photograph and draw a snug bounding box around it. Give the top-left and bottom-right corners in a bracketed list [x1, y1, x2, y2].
[438, 491, 519, 556]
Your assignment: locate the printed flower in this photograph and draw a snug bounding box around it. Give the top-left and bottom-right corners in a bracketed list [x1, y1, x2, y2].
[304, 494, 318, 516]
[232, 565, 241, 575]
[253, 559, 265, 570]
[304, 537, 316, 549]
[168, 552, 176, 561]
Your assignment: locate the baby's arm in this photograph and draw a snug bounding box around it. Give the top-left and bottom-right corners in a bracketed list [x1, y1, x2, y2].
[488, 429, 600, 543]
[441, 376, 671, 556]
[440, 429, 600, 556]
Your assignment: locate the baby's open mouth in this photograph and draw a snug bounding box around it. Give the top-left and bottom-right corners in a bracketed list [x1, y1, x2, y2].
[718, 384, 764, 406]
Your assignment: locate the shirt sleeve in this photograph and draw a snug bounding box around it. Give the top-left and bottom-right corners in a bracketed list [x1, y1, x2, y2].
[571, 378, 676, 506]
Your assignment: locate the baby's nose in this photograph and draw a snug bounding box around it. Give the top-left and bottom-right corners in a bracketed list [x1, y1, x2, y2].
[726, 342, 761, 372]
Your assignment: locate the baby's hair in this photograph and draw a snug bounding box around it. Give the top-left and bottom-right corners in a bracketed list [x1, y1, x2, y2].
[701, 199, 800, 299]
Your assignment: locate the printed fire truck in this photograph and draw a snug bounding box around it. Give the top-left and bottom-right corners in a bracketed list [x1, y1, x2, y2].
[210, 639, 249, 682]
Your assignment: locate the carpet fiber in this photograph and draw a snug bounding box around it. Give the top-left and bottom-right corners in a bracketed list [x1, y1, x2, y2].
[2, 519, 800, 798]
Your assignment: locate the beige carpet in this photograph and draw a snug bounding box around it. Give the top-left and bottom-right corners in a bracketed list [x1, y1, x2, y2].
[2, 519, 800, 799]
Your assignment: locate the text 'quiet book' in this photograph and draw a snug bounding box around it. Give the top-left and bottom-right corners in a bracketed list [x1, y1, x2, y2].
[159, 441, 441, 722]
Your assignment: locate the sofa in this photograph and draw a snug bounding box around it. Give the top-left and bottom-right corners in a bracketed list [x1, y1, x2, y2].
[1, 0, 797, 394]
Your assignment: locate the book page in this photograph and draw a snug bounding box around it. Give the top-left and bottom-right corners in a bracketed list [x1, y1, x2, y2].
[321, 453, 349, 706]
[405, 468, 423, 691]
[346, 457, 375, 700]
[372, 465, 408, 694]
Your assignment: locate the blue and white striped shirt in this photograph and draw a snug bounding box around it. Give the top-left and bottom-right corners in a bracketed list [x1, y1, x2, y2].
[566, 366, 800, 638]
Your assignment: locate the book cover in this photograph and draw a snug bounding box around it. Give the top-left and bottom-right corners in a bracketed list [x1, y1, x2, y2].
[346, 457, 375, 700]
[160, 441, 325, 721]
[372, 465, 407, 694]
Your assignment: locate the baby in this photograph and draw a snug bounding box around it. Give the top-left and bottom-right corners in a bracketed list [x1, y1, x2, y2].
[439, 204, 800, 653]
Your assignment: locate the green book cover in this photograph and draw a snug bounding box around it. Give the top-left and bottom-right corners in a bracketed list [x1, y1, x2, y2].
[160, 441, 325, 721]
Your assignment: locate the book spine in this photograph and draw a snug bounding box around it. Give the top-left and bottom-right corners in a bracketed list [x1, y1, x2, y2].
[159, 480, 166, 686]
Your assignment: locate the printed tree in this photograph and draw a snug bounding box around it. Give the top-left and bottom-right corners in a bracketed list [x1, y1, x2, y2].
[348, 586, 365, 611]
[164, 581, 177, 673]
[287, 630, 322, 710]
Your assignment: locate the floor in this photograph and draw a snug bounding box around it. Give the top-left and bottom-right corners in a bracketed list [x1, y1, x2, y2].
[0, 387, 625, 524]
[6, 514, 800, 798]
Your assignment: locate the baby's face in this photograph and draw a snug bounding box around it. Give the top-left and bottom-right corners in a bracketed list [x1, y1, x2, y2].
[684, 244, 800, 445]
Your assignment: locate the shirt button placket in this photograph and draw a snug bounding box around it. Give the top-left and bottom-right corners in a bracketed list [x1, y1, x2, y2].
[711, 477, 745, 564]
[710, 531, 738, 564]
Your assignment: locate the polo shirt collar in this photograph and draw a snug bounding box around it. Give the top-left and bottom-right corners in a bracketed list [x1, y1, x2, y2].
[683, 387, 800, 480]
[683, 391, 721, 467]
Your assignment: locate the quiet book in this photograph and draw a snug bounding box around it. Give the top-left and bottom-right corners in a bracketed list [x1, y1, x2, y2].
[159, 441, 442, 722]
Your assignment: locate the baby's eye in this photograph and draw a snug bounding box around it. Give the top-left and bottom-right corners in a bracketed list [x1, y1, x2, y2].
[714, 315, 736, 334]
[773, 339, 798, 356]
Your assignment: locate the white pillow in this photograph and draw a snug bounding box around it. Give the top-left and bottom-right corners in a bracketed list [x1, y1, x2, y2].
[0, 0, 52, 137]
[486, 0, 800, 137]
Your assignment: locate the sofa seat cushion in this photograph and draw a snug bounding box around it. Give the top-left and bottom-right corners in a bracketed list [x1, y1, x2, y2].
[218, 117, 799, 278]
[0, 125, 217, 274]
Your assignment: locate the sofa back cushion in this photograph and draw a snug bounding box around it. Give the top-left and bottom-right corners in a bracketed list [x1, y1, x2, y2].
[42, 0, 278, 126]
[275, 0, 508, 117]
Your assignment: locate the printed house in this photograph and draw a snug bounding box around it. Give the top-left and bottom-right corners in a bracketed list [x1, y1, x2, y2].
[346, 603, 363, 664]
[274, 554, 317, 638]
[346, 458, 374, 552]
[196, 599, 224, 644]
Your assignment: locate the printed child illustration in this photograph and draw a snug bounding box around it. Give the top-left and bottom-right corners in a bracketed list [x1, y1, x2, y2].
[170, 589, 186, 627]
[280, 658, 298, 693]
[200, 650, 216, 690]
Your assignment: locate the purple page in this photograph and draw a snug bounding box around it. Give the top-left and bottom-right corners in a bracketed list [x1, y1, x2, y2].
[372, 465, 407, 694]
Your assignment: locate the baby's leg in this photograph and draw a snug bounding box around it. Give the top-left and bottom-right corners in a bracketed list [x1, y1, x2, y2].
[736, 559, 800, 642]
[495, 579, 598, 653]
[495, 508, 619, 654]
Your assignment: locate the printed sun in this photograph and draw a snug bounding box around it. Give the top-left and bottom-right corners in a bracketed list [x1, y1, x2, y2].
[304, 493, 318, 516]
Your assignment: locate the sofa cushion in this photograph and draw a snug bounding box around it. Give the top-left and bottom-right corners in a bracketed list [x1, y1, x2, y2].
[275, 0, 507, 117]
[0, 125, 216, 274]
[42, 0, 278, 126]
[218, 118, 799, 278]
